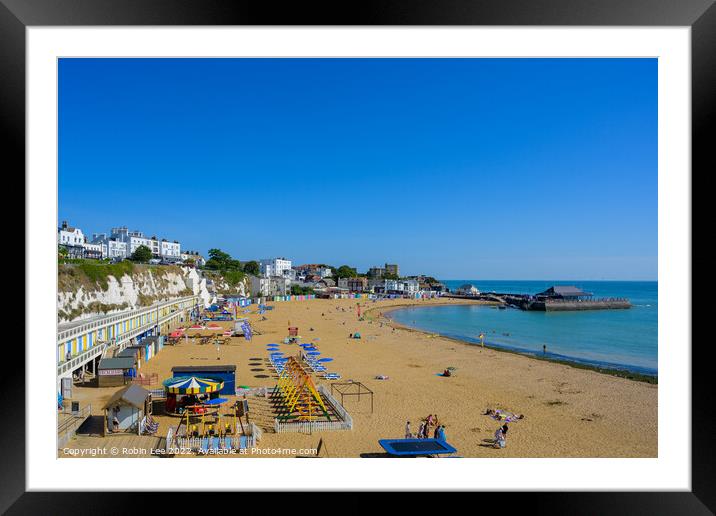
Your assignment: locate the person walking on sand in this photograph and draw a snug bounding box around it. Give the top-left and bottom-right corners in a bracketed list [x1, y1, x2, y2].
[405, 421, 412, 439]
[417, 421, 425, 439]
[423, 420, 430, 438]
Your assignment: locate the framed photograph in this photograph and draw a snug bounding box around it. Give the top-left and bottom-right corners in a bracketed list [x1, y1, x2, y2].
[5, 0, 713, 511]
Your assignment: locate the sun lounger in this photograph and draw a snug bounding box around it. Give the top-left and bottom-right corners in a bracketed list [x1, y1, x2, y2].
[210, 437, 221, 452]
[200, 437, 209, 454]
[223, 436, 232, 449]
[239, 435, 247, 449]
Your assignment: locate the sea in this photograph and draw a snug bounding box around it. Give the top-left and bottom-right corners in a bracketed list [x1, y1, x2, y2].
[387, 280, 657, 376]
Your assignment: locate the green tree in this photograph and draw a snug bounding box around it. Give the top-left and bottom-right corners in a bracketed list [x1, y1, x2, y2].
[130, 245, 152, 263]
[334, 265, 358, 278]
[58, 245, 68, 257]
[205, 248, 231, 270]
[243, 260, 260, 275]
[291, 285, 315, 295]
[383, 272, 399, 280]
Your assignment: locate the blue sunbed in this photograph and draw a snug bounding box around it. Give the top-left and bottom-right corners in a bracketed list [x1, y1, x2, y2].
[378, 438, 458, 457]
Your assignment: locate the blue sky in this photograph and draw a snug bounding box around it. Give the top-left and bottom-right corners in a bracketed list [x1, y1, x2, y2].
[59, 58, 657, 280]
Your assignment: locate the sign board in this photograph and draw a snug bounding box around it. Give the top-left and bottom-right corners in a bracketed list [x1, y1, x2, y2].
[236, 399, 249, 416]
[98, 369, 124, 376]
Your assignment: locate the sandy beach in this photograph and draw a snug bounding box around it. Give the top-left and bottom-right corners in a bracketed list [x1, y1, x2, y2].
[62, 297, 657, 458]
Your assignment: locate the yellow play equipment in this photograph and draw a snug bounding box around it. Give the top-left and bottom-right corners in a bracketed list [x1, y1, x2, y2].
[181, 403, 235, 438]
[274, 357, 329, 422]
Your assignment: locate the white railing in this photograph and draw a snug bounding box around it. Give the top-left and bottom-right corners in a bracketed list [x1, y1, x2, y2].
[57, 295, 199, 342]
[57, 403, 92, 448]
[172, 434, 252, 454]
[318, 385, 353, 428]
[58, 298, 198, 375]
[273, 385, 353, 433]
[274, 419, 352, 433]
[166, 427, 174, 450]
[249, 422, 262, 446]
[57, 343, 108, 377]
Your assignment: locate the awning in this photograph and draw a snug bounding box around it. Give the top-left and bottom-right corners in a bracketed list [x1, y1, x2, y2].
[162, 376, 224, 394]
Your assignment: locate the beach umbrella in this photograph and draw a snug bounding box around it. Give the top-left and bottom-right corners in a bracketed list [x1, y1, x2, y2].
[317, 358, 333, 362]
[163, 376, 224, 394]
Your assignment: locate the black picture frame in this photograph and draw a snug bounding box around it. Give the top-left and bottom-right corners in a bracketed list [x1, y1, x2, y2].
[3, 0, 713, 512]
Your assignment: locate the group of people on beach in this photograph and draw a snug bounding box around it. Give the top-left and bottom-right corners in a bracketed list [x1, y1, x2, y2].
[483, 408, 523, 448]
[405, 414, 446, 441]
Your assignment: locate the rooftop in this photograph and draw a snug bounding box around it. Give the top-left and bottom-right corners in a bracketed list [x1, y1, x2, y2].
[102, 384, 151, 410]
[97, 357, 135, 370]
[539, 286, 592, 297]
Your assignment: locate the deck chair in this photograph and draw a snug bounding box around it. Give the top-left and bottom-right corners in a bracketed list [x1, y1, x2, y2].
[200, 437, 210, 454]
[297, 438, 329, 458]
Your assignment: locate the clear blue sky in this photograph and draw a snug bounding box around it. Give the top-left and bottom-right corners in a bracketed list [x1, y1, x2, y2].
[59, 58, 657, 280]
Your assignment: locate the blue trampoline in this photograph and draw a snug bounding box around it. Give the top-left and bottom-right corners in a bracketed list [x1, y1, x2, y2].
[378, 439, 457, 457]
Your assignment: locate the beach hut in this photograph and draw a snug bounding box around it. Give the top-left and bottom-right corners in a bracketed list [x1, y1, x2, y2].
[103, 384, 152, 436]
[97, 357, 136, 387]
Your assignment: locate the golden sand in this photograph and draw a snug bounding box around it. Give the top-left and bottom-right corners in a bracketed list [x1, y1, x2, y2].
[62, 297, 657, 458]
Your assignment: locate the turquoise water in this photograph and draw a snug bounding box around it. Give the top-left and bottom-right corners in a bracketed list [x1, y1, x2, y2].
[388, 281, 657, 375]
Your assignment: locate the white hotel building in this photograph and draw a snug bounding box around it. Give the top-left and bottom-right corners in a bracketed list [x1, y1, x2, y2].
[90, 234, 128, 259]
[259, 257, 292, 278]
[109, 227, 181, 261]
